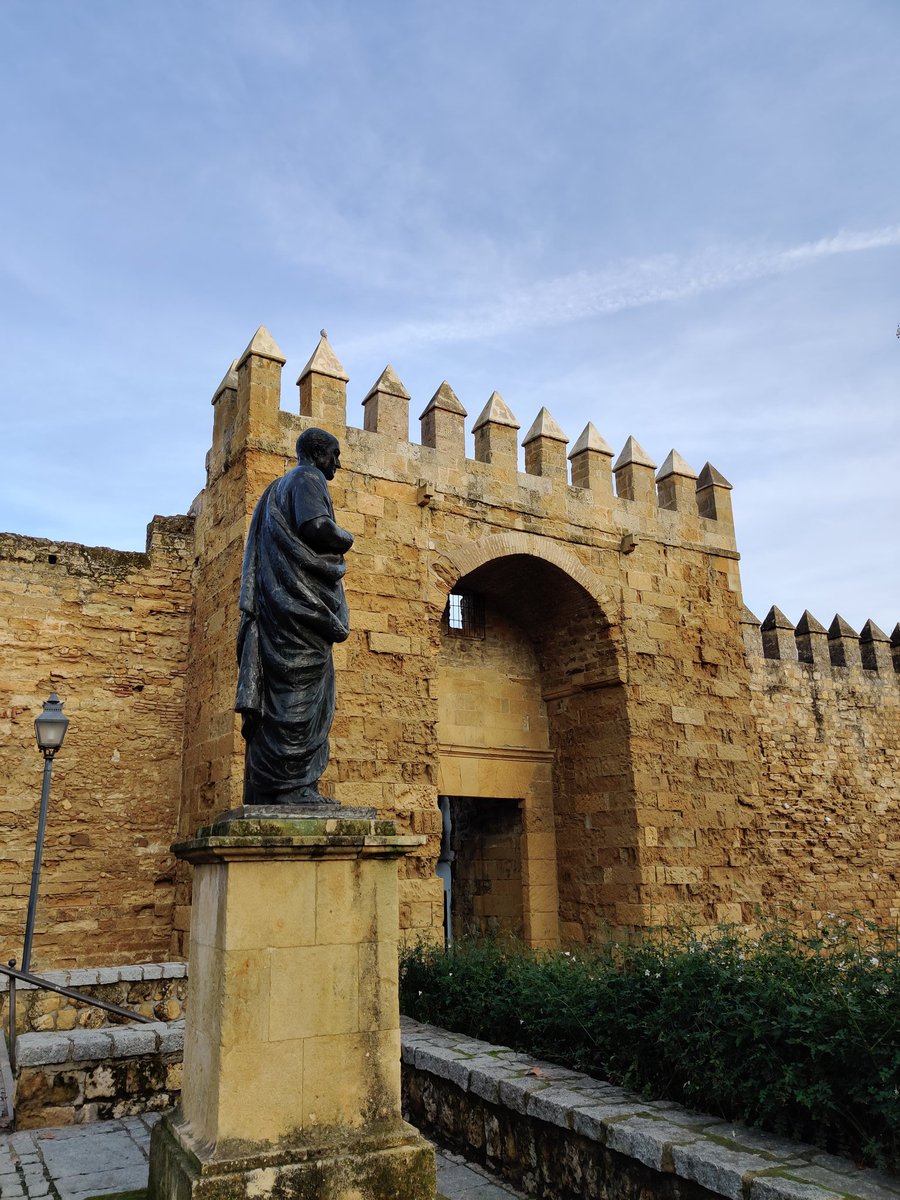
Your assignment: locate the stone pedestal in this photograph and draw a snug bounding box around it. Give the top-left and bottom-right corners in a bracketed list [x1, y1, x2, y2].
[148, 807, 436, 1200]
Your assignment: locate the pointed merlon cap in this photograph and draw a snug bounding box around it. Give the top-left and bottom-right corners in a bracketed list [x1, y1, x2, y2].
[568, 422, 613, 460]
[212, 359, 239, 404]
[891, 623, 900, 648]
[697, 462, 733, 490]
[472, 391, 520, 432]
[613, 436, 656, 471]
[795, 610, 827, 635]
[522, 407, 568, 445]
[656, 449, 697, 481]
[740, 604, 761, 625]
[762, 605, 794, 631]
[859, 619, 890, 643]
[828, 615, 858, 639]
[238, 325, 286, 368]
[420, 380, 466, 421]
[297, 328, 349, 385]
[364, 364, 410, 402]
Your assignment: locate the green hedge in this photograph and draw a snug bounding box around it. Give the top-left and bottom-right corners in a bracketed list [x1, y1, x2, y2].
[399, 918, 899, 1170]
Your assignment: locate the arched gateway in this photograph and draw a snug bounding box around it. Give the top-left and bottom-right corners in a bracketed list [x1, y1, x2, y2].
[431, 538, 633, 947]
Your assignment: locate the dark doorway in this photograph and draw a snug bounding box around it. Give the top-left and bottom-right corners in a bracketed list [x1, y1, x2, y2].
[442, 796, 523, 941]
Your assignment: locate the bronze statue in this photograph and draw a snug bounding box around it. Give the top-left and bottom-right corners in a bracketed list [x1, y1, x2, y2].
[236, 428, 353, 805]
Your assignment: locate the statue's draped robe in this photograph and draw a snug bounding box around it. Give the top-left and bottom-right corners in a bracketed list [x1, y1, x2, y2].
[236, 465, 350, 803]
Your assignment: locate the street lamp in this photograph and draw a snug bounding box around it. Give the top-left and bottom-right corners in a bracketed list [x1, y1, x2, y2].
[22, 693, 69, 973]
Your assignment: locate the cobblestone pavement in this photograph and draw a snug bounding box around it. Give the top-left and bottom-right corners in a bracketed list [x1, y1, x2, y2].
[0, 1114, 524, 1200]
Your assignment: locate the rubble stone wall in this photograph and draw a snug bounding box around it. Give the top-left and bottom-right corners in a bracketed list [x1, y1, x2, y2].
[746, 654, 900, 922]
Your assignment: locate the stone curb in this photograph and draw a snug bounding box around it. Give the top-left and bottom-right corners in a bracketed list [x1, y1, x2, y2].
[0, 960, 187, 998]
[15, 1020, 185, 1067]
[401, 1019, 900, 1200]
[0, 960, 187, 993]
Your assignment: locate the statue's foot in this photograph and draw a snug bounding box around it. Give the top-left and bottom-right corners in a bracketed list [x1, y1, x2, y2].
[285, 785, 337, 806]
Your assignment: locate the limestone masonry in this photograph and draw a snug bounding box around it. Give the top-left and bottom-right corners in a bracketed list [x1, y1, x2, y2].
[1, 328, 897, 967]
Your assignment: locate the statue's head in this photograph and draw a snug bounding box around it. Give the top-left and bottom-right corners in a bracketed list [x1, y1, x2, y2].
[297, 428, 341, 480]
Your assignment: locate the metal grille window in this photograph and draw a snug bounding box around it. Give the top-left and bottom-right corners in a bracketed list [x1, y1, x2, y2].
[445, 591, 485, 638]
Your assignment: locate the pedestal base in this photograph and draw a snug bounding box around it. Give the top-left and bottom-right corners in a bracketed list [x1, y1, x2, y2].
[149, 1110, 436, 1200]
[148, 808, 434, 1199]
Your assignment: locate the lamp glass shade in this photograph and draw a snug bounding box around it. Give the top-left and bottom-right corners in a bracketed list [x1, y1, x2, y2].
[35, 693, 69, 753]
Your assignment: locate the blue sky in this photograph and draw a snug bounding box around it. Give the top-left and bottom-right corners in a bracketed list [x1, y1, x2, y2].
[1, 1, 898, 634]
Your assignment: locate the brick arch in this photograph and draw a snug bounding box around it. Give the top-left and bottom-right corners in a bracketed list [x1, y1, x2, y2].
[428, 531, 616, 625]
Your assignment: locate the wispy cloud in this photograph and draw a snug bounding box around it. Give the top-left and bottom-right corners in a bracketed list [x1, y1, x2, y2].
[347, 224, 900, 353]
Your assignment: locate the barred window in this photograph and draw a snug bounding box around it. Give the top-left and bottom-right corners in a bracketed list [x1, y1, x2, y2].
[445, 591, 485, 638]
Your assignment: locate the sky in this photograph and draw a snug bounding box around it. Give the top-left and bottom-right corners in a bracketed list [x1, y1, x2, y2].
[1, 0, 898, 635]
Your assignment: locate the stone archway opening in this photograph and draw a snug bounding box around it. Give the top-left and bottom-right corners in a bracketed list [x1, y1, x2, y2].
[435, 552, 634, 947]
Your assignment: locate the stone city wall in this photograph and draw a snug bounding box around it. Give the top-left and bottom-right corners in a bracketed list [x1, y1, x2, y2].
[0, 518, 194, 970]
[742, 608, 900, 923]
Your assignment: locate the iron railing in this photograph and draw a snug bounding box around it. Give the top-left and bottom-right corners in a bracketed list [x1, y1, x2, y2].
[1, 958, 153, 1078]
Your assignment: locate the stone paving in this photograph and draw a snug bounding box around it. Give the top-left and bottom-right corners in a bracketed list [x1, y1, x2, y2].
[0, 1113, 524, 1200]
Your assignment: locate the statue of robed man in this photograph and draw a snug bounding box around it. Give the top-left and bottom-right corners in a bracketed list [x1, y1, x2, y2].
[236, 428, 353, 805]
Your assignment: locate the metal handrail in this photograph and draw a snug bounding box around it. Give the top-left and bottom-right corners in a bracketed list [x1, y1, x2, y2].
[2, 959, 154, 1079]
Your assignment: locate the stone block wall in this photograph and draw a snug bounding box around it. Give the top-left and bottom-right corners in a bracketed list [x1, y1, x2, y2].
[741, 610, 900, 921]
[0, 518, 194, 968]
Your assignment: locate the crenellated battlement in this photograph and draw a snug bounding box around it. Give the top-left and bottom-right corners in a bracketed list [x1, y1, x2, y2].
[741, 604, 900, 680]
[208, 326, 738, 557]
[177, 323, 900, 943]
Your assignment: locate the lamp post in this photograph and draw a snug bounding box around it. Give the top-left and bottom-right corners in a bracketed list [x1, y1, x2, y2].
[21, 693, 69, 973]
